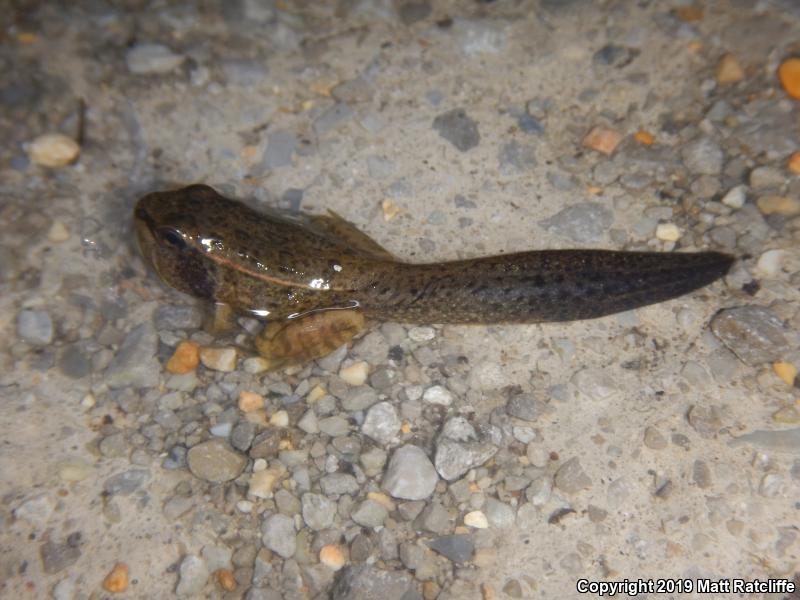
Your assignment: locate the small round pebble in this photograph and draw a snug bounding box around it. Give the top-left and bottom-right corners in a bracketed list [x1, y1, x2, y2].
[339, 361, 369, 385]
[778, 57, 800, 100]
[655, 223, 681, 242]
[102, 563, 129, 593]
[423, 385, 454, 406]
[166, 341, 200, 374]
[716, 53, 744, 84]
[199, 347, 237, 371]
[788, 152, 800, 174]
[464, 511, 489, 529]
[215, 569, 237, 592]
[320, 544, 346, 571]
[773, 362, 797, 386]
[269, 410, 289, 427]
[756, 195, 800, 216]
[238, 390, 265, 412]
[28, 133, 80, 167]
[408, 326, 436, 342]
[187, 439, 246, 483]
[582, 126, 622, 155]
[17, 309, 53, 345]
[47, 221, 70, 242]
[126, 43, 185, 75]
[756, 249, 785, 277]
[721, 185, 746, 209]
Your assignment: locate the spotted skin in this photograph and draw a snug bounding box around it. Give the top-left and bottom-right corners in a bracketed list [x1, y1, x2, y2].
[134, 185, 734, 365]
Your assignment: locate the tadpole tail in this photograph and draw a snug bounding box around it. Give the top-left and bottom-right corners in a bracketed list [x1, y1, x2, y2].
[366, 250, 735, 324]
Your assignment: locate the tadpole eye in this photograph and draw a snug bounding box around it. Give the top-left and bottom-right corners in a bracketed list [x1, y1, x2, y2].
[157, 227, 186, 249]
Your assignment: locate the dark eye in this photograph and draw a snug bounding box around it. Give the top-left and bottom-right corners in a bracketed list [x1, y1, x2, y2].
[157, 228, 186, 249]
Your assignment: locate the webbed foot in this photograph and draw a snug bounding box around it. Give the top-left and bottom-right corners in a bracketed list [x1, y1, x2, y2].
[254, 309, 366, 370]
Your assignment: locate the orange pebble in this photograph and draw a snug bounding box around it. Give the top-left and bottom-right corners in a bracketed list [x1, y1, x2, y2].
[778, 58, 800, 100]
[102, 563, 129, 593]
[788, 152, 800, 174]
[166, 340, 200, 374]
[634, 130, 655, 145]
[215, 568, 237, 591]
[238, 390, 265, 412]
[582, 126, 623, 156]
[675, 5, 703, 22]
[320, 544, 346, 571]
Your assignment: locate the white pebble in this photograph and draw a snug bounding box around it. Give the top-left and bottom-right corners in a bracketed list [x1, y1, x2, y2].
[755, 249, 785, 278]
[47, 221, 70, 242]
[269, 410, 289, 427]
[339, 361, 369, 385]
[655, 223, 681, 242]
[464, 510, 489, 529]
[423, 385, 454, 406]
[252, 458, 267, 472]
[243, 357, 269, 373]
[236, 500, 253, 513]
[28, 133, 80, 167]
[721, 185, 746, 209]
[408, 326, 436, 342]
[199, 347, 237, 371]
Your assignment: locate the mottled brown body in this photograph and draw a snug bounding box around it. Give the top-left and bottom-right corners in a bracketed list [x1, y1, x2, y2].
[135, 185, 734, 366]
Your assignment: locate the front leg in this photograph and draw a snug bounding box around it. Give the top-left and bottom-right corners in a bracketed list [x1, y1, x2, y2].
[254, 309, 366, 370]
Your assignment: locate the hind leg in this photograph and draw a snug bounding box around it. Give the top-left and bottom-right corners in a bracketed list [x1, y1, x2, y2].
[254, 309, 366, 370]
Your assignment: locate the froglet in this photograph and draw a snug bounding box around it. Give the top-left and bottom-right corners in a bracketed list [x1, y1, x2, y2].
[135, 184, 734, 368]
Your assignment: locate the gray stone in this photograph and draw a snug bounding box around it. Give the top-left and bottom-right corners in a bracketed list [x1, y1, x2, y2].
[383, 445, 439, 500]
[434, 437, 497, 482]
[362, 401, 401, 444]
[332, 77, 374, 104]
[58, 345, 92, 378]
[506, 393, 549, 421]
[261, 513, 296, 558]
[749, 166, 784, 190]
[40, 540, 81, 574]
[539, 203, 613, 243]
[554, 457, 591, 493]
[104, 469, 150, 495]
[398, 2, 432, 25]
[498, 141, 537, 172]
[105, 323, 160, 388]
[261, 131, 296, 169]
[187, 439, 246, 483]
[692, 460, 712, 489]
[360, 446, 387, 476]
[302, 493, 336, 530]
[351, 499, 388, 528]
[366, 155, 395, 179]
[176, 554, 209, 596]
[126, 44, 184, 74]
[319, 473, 359, 496]
[426, 535, 473, 564]
[221, 59, 268, 86]
[710, 306, 792, 366]
[230, 420, 256, 451]
[432, 109, 480, 152]
[643, 426, 667, 450]
[681, 137, 723, 175]
[342, 386, 379, 411]
[154, 304, 204, 330]
[319, 416, 350, 437]
[17, 309, 53, 345]
[484, 498, 515, 528]
[313, 103, 354, 136]
[329, 565, 414, 600]
[416, 502, 454, 534]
